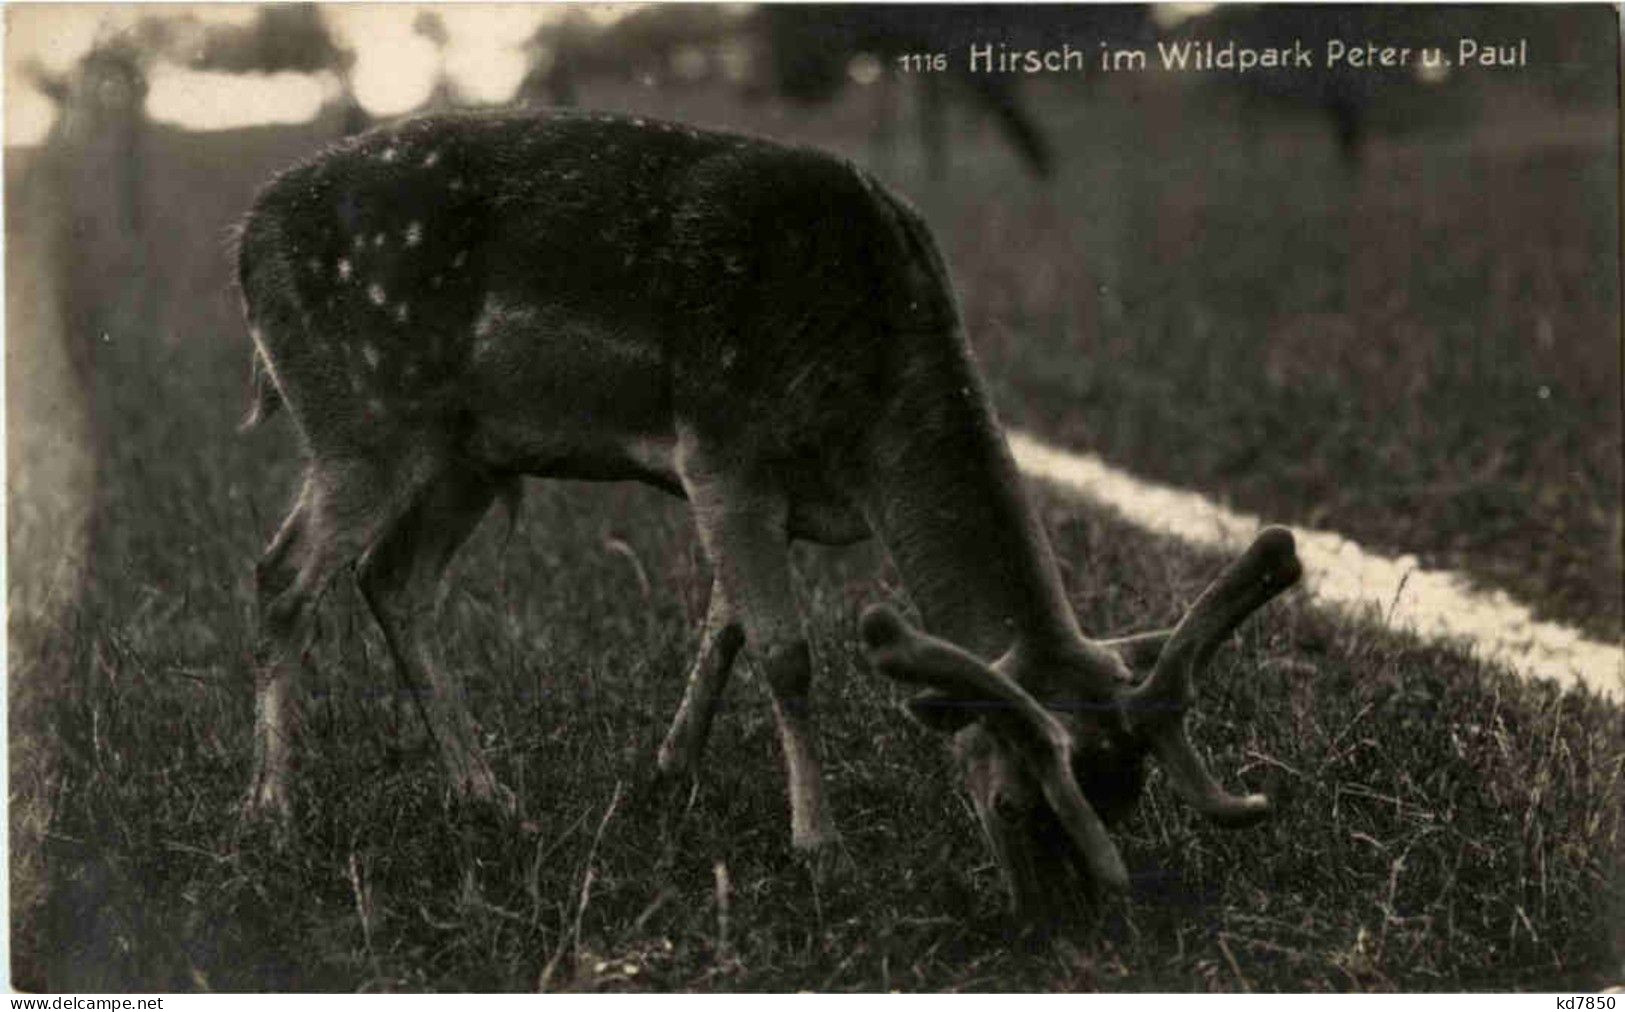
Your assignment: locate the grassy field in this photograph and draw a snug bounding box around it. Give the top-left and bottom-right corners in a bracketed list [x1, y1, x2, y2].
[8, 53, 1623, 992]
[953, 84, 1622, 643]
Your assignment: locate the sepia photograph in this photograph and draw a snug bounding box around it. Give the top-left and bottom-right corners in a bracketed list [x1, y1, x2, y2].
[5, 1, 1621, 993]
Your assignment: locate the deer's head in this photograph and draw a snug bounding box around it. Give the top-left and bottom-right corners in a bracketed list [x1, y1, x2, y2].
[861, 527, 1301, 915]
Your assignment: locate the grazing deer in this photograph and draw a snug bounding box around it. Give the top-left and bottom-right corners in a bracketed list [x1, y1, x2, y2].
[237, 110, 1300, 911]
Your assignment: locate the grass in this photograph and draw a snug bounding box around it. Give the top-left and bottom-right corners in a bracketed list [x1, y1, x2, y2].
[8, 47, 1623, 991]
[12, 352, 1623, 987]
[920, 79, 1622, 642]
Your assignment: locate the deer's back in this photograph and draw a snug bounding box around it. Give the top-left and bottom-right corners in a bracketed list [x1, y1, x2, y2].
[238, 111, 957, 495]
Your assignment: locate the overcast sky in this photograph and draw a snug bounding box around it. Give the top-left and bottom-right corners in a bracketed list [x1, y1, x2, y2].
[3, 4, 633, 146]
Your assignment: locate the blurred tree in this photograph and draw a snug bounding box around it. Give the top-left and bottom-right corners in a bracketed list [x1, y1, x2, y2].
[513, 4, 1076, 181]
[14, 4, 374, 397]
[413, 10, 461, 112]
[1159, 5, 1396, 168]
[1148, 5, 1617, 168]
[183, 4, 369, 136]
[516, 10, 593, 108]
[757, 5, 1072, 181]
[412, 9, 449, 50]
[26, 40, 148, 234]
[516, 6, 750, 109]
[25, 37, 152, 340]
[16, 35, 154, 510]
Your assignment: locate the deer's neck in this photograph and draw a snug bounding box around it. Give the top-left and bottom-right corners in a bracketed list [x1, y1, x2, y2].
[860, 340, 1083, 663]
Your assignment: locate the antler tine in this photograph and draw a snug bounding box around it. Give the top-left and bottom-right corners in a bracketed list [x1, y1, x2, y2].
[1126, 527, 1301, 825]
[860, 605, 1129, 890]
[1142, 721, 1271, 826]
[1128, 527, 1301, 714]
[1099, 629, 1175, 670]
[861, 606, 1050, 729]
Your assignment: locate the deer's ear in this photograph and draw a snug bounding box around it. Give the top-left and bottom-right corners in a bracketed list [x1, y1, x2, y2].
[904, 689, 981, 733]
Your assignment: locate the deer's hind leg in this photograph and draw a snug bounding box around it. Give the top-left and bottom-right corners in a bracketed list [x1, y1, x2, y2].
[245, 478, 313, 820]
[356, 462, 513, 811]
[246, 456, 430, 820]
[656, 575, 744, 779]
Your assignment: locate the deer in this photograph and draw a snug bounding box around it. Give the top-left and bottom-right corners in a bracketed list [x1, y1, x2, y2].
[235, 109, 1302, 913]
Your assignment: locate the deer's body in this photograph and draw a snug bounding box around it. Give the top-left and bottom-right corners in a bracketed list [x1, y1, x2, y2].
[239, 111, 1299, 911]
[242, 113, 963, 536]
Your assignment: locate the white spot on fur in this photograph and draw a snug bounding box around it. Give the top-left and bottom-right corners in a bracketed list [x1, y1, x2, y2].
[362, 344, 381, 368]
[368, 283, 386, 306]
[380, 147, 397, 163]
[452, 250, 468, 269]
[423, 150, 440, 167]
[404, 222, 423, 247]
[449, 177, 464, 191]
[353, 234, 365, 250]
[470, 292, 544, 360]
[394, 303, 410, 324]
[337, 259, 352, 281]
[373, 233, 386, 248]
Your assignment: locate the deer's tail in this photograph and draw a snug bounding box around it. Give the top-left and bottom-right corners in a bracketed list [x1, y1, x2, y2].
[239, 348, 284, 432]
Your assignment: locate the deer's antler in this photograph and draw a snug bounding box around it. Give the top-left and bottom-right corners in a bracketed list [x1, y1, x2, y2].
[1124, 526, 1301, 825]
[861, 606, 1130, 891]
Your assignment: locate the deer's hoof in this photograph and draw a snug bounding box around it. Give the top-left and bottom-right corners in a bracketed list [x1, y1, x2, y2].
[652, 748, 690, 784]
[451, 765, 520, 820]
[794, 828, 853, 883]
[238, 784, 297, 849]
[241, 778, 293, 823]
[791, 817, 843, 854]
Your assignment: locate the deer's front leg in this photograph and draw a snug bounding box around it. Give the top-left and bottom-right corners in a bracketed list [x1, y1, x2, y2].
[683, 466, 839, 851]
[657, 576, 744, 779]
[758, 638, 837, 851]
